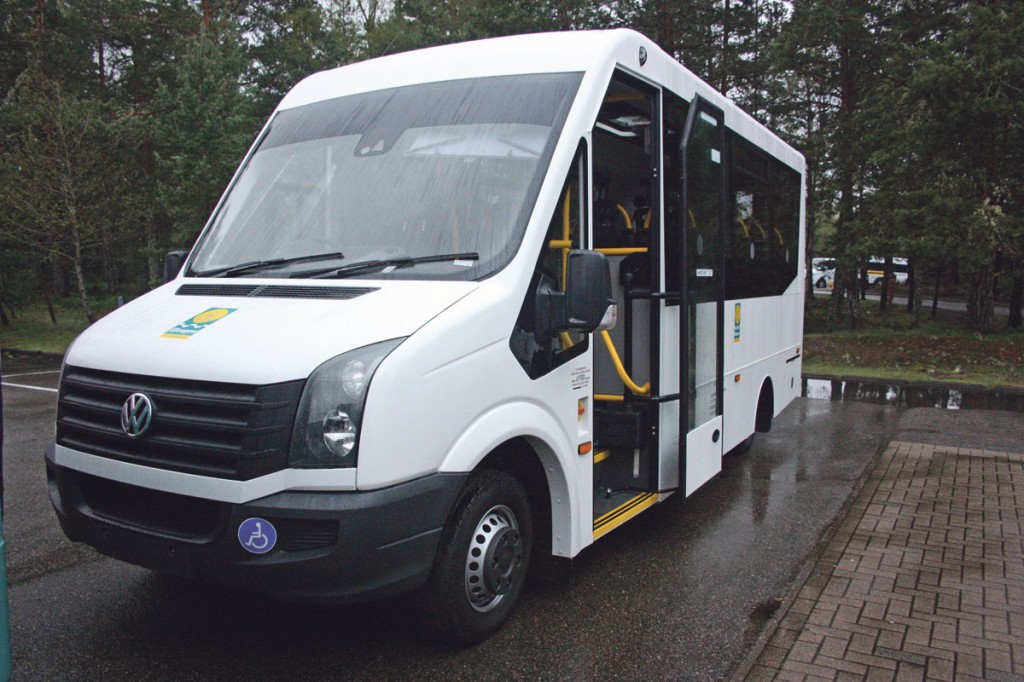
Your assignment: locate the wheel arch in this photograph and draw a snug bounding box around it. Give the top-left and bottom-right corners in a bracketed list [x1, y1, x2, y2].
[438, 403, 577, 559]
[477, 438, 557, 564]
[755, 376, 775, 433]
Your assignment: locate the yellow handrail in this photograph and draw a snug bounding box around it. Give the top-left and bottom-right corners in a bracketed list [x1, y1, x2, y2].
[595, 393, 625, 402]
[561, 187, 572, 290]
[737, 217, 750, 239]
[549, 188, 647, 397]
[600, 330, 650, 395]
[616, 204, 633, 231]
[596, 247, 648, 256]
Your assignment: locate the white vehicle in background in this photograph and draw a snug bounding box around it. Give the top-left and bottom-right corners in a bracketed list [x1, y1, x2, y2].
[46, 30, 805, 642]
[812, 258, 834, 289]
[866, 257, 908, 286]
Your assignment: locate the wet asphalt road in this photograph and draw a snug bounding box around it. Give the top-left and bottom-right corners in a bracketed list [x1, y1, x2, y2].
[1, 355, 903, 680]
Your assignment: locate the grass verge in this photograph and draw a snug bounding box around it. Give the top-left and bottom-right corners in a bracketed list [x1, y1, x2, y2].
[803, 298, 1023, 388]
[0, 299, 114, 355]
[3, 296, 1022, 389]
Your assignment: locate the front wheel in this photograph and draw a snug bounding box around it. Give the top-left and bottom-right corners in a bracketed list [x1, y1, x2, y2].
[420, 470, 532, 644]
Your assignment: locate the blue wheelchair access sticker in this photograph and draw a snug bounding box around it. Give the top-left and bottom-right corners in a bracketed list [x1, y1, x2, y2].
[238, 517, 277, 555]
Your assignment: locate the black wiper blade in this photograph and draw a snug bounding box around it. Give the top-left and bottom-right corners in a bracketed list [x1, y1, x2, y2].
[299, 252, 479, 279]
[193, 252, 345, 278]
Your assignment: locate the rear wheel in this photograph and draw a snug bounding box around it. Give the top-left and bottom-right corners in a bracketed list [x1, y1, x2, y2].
[729, 433, 756, 456]
[420, 470, 532, 644]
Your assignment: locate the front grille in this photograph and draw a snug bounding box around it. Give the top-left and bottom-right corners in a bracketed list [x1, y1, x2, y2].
[57, 366, 304, 480]
[77, 471, 221, 540]
[176, 284, 377, 300]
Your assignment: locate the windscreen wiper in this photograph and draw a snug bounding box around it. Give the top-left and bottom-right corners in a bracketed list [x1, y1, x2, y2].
[192, 252, 346, 278]
[297, 252, 479, 279]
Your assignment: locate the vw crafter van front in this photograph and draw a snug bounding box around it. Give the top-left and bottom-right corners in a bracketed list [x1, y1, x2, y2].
[47, 33, 620, 643]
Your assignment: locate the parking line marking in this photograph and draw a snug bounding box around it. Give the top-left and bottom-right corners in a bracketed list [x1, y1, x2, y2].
[2, 370, 61, 378]
[1, 382, 58, 393]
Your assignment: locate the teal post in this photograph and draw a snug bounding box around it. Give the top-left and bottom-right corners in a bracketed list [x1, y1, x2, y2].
[0, 509, 9, 681]
[0, 358, 11, 680]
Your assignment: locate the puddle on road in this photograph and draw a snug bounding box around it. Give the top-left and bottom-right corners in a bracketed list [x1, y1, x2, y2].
[802, 376, 1024, 412]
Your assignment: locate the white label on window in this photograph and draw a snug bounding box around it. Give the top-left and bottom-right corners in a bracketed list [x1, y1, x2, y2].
[700, 112, 718, 126]
[711, 149, 721, 164]
[696, 268, 714, 277]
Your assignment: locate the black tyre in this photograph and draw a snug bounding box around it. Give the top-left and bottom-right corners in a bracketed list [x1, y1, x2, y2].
[729, 433, 756, 456]
[420, 470, 532, 644]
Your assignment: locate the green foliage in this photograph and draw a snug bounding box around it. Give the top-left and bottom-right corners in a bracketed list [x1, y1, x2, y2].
[0, 0, 1019, 336]
[238, 1, 357, 117]
[854, 1, 1024, 331]
[803, 302, 1023, 387]
[0, 296, 113, 353]
[153, 28, 257, 248]
[0, 67, 143, 321]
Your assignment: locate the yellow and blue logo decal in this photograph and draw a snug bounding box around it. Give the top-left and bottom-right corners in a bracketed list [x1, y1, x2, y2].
[162, 307, 237, 340]
[733, 302, 741, 342]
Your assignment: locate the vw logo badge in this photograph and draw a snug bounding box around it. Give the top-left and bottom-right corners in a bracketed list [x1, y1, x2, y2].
[121, 393, 154, 438]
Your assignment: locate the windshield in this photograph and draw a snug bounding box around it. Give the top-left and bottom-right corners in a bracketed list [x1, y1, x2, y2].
[188, 73, 582, 280]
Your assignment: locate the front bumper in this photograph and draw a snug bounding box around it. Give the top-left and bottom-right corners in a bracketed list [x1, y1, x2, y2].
[46, 444, 467, 603]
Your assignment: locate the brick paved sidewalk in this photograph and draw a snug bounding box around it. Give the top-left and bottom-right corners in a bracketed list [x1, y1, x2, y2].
[747, 441, 1024, 682]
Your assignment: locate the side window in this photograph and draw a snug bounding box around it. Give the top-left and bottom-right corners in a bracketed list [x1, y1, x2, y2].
[592, 75, 657, 257]
[726, 136, 800, 299]
[730, 138, 772, 299]
[663, 92, 690, 297]
[773, 160, 801, 292]
[509, 143, 589, 379]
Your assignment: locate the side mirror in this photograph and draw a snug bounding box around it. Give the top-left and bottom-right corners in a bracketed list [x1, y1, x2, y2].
[163, 250, 188, 283]
[565, 250, 617, 333]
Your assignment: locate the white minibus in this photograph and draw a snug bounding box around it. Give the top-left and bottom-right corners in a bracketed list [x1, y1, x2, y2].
[47, 29, 805, 643]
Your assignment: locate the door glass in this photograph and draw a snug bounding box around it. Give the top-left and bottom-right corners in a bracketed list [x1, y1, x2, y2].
[685, 107, 723, 430]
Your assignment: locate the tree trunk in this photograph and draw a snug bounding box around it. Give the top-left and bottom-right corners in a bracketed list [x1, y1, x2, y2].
[909, 261, 923, 327]
[1009, 272, 1022, 329]
[38, 264, 57, 324]
[879, 255, 892, 312]
[829, 7, 863, 330]
[139, 138, 160, 287]
[720, 0, 731, 94]
[56, 123, 96, 323]
[965, 269, 995, 333]
[656, 0, 675, 56]
[70, 238, 95, 323]
[906, 257, 915, 313]
[828, 261, 863, 330]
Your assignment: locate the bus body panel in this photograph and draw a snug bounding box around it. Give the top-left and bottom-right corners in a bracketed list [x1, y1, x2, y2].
[65, 279, 477, 386]
[46, 30, 806, 629]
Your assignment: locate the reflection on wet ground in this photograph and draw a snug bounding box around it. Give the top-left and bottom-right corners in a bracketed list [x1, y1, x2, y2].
[802, 374, 1024, 412]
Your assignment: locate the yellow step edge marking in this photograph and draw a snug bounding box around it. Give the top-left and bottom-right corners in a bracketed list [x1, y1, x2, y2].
[593, 449, 611, 464]
[593, 492, 659, 540]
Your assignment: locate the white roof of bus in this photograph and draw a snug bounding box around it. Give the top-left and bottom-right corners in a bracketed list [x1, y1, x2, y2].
[278, 29, 804, 173]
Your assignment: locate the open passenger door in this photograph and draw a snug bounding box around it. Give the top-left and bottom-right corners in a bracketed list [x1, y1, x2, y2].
[679, 97, 725, 495]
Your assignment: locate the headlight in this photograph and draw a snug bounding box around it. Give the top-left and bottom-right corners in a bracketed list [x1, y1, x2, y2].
[289, 338, 405, 468]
